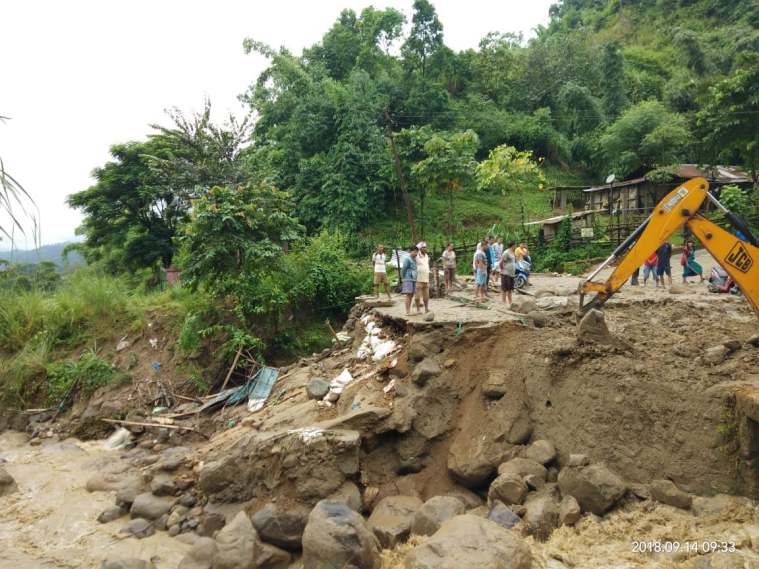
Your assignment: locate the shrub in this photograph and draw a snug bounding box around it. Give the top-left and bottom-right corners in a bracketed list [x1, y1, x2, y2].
[46, 349, 128, 405]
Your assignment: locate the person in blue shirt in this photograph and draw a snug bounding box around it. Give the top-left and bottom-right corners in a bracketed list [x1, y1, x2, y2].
[655, 241, 673, 288]
[401, 246, 419, 316]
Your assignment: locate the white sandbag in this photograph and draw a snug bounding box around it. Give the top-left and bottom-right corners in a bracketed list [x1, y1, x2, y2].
[372, 340, 397, 361]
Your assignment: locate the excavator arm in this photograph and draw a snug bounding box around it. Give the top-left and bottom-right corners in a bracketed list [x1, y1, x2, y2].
[579, 177, 759, 316]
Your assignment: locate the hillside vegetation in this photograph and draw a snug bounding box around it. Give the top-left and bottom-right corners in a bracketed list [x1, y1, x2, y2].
[1, 0, 757, 409]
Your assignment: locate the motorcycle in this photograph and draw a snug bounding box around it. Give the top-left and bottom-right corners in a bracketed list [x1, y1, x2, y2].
[708, 265, 740, 294]
[515, 257, 532, 289]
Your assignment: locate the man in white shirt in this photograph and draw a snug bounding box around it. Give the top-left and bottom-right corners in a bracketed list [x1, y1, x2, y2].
[372, 244, 392, 299]
[414, 241, 430, 314]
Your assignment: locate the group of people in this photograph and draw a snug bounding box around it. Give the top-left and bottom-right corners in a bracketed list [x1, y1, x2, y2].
[371, 242, 432, 316]
[372, 237, 532, 317]
[472, 236, 530, 305]
[630, 239, 704, 287]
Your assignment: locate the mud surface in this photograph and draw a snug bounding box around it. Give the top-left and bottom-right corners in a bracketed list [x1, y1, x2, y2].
[0, 431, 188, 569]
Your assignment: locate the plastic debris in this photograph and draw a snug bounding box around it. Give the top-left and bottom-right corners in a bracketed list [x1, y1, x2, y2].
[322, 369, 354, 403]
[289, 427, 325, 444]
[104, 428, 132, 450]
[116, 337, 130, 352]
[149, 338, 158, 349]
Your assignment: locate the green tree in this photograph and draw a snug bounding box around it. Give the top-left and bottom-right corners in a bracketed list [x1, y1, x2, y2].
[411, 129, 479, 237]
[180, 183, 303, 296]
[476, 145, 546, 225]
[697, 55, 759, 190]
[600, 42, 628, 120]
[68, 104, 249, 272]
[401, 0, 444, 77]
[598, 101, 692, 177]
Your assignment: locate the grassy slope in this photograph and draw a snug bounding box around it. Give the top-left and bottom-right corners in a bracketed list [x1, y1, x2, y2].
[359, 166, 594, 252]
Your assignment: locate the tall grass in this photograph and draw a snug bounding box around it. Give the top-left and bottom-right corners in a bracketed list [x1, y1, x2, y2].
[0, 269, 141, 353]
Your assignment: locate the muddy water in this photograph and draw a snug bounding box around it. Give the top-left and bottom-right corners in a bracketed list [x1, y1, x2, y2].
[0, 431, 188, 569]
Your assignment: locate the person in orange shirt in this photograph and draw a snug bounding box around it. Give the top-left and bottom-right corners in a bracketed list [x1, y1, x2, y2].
[643, 252, 658, 286]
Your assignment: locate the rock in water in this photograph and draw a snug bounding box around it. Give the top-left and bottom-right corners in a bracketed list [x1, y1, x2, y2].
[0, 466, 18, 497]
[558, 463, 627, 515]
[213, 511, 258, 569]
[101, 556, 156, 569]
[404, 514, 532, 569]
[178, 537, 218, 569]
[98, 506, 128, 524]
[649, 479, 692, 510]
[411, 496, 467, 537]
[252, 503, 310, 551]
[306, 378, 330, 400]
[367, 495, 423, 548]
[119, 518, 155, 539]
[302, 500, 380, 569]
[130, 493, 174, 520]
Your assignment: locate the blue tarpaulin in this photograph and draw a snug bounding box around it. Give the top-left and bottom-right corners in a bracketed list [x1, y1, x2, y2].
[199, 366, 279, 413]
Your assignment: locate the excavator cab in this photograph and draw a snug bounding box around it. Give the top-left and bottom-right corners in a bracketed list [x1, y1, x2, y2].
[579, 177, 759, 317]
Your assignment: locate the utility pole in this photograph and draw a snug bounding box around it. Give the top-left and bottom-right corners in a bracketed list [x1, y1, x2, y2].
[384, 110, 418, 243]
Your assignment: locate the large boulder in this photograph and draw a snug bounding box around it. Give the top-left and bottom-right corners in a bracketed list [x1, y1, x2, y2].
[367, 495, 423, 548]
[199, 429, 360, 504]
[510, 296, 538, 315]
[403, 515, 532, 569]
[302, 500, 381, 569]
[0, 466, 18, 497]
[488, 473, 528, 506]
[649, 479, 692, 510]
[558, 463, 627, 515]
[212, 511, 258, 569]
[519, 440, 556, 465]
[411, 496, 467, 537]
[130, 493, 174, 520]
[252, 503, 310, 551]
[178, 537, 218, 569]
[523, 494, 559, 540]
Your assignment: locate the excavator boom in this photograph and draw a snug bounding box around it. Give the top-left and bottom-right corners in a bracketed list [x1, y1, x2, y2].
[579, 177, 759, 316]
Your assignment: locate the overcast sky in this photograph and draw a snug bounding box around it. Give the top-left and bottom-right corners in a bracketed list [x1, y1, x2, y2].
[1, 0, 553, 248]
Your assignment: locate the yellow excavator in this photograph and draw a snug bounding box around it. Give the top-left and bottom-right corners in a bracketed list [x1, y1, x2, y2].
[579, 177, 759, 316]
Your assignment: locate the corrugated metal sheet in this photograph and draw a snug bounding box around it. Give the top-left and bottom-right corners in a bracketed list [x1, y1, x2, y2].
[583, 177, 646, 193]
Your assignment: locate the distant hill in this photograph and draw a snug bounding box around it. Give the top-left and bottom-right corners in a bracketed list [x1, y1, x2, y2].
[0, 242, 85, 269]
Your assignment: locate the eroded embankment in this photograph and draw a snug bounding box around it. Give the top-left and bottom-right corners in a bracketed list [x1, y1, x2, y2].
[2, 288, 759, 568]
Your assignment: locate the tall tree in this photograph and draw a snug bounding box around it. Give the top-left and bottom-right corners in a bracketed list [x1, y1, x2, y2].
[600, 41, 628, 121]
[401, 0, 444, 77]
